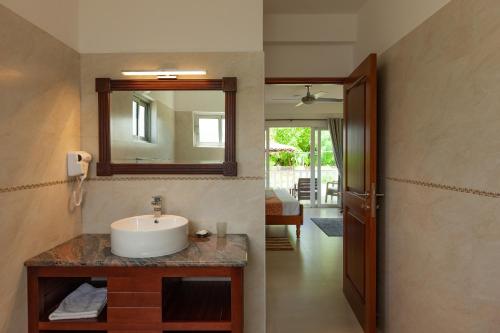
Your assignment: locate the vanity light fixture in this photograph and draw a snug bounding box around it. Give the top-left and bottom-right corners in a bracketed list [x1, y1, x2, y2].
[121, 69, 207, 79]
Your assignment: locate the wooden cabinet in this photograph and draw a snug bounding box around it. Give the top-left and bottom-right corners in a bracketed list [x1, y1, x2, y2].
[28, 266, 243, 333]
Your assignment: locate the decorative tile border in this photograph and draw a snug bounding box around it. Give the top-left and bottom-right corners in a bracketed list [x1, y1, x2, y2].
[0, 176, 264, 193]
[88, 176, 264, 182]
[386, 177, 500, 198]
[5, 176, 495, 198]
[0, 179, 73, 194]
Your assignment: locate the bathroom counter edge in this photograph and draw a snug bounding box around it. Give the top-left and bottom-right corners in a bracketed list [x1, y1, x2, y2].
[24, 233, 248, 268]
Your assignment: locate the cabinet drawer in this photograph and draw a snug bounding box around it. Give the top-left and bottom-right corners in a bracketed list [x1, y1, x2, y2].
[108, 276, 161, 292]
[108, 307, 162, 323]
[108, 292, 161, 307]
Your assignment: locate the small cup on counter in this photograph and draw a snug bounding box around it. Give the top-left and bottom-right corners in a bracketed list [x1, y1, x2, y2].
[216, 222, 227, 238]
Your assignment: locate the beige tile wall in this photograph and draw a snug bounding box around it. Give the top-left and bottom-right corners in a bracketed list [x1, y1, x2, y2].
[378, 0, 500, 331]
[80, 52, 266, 333]
[0, 5, 82, 333]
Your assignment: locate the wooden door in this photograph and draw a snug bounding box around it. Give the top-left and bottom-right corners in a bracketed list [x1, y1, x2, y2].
[343, 54, 379, 333]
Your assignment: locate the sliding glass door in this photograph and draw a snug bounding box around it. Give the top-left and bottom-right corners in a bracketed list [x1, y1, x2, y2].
[265, 124, 340, 208]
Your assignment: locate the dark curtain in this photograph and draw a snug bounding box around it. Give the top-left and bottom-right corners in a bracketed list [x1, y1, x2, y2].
[328, 118, 343, 209]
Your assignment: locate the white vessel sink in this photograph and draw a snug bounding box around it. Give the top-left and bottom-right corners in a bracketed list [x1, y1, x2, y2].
[111, 215, 189, 258]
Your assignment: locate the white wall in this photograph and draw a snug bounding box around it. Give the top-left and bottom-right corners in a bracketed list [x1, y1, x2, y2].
[175, 91, 225, 112]
[0, 0, 79, 50]
[264, 13, 355, 77]
[175, 112, 225, 163]
[265, 2, 454, 76]
[264, 14, 356, 43]
[354, 0, 451, 63]
[110, 92, 176, 163]
[265, 43, 353, 77]
[1, 0, 262, 53]
[173, 91, 225, 163]
[78, 0, 263, 53]
[1, 0, 453, 71]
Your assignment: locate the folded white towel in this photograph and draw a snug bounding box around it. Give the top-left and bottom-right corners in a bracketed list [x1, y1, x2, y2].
[49, 283, 107, 321]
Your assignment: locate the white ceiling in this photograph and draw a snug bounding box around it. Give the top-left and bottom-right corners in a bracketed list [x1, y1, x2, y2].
[264, 0, 367, 14]
[265, 84, 343, 120]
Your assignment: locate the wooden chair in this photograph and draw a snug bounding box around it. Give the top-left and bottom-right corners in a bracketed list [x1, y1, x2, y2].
[296, 178, 318, 201]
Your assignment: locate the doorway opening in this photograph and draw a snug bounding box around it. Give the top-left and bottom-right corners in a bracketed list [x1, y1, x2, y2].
[264, 79, 358, 332]
[265, 55, 379, 333]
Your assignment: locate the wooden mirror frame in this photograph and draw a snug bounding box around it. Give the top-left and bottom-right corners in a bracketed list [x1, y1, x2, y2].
[95, 77, 237, 176]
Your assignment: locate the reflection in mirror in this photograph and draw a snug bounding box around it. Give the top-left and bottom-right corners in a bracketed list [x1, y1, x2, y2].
[110, 90, 225, 164]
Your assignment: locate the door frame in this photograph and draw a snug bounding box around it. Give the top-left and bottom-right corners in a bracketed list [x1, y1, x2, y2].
[265, 77, 348, 85]
[265, 77, 349, 84]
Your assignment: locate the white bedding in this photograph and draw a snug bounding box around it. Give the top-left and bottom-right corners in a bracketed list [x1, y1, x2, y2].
[266, 188, 300, 216]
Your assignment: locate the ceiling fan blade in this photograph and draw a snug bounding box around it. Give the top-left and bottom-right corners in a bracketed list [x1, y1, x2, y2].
[295, 101, 304, 107]
[316, 97, 344, 103]
[313, 91, 327, 98]
[272, 98, 300, 101]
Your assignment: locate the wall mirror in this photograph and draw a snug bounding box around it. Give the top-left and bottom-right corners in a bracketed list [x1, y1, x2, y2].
[96, 78, 237, 176]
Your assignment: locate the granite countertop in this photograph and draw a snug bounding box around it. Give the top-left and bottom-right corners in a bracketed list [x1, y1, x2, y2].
[25, 234, 248, 268]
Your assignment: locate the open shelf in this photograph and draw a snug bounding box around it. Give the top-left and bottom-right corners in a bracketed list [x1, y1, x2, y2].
[163, 279, 231, 322]
[29, 267, 243, 333]
[37, 277, 107, 331]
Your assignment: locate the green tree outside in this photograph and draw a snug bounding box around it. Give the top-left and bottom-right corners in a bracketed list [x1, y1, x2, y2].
[269, 128, 335, 167]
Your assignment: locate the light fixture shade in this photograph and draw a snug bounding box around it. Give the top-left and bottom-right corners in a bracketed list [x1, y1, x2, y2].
[157, 75, 177, 79]
[121, 69, 206, 77]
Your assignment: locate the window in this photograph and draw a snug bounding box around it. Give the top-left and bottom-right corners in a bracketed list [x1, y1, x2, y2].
[132, 96, 151, 142]
[193, 112, 225, 147]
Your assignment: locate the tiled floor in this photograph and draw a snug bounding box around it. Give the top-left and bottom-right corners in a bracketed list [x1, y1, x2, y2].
[266, 208, 363, 333]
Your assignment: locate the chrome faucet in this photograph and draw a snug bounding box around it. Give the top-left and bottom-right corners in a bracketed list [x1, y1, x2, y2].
[151, 195, 162, 218]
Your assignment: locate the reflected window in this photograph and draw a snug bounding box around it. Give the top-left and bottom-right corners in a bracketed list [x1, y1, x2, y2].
[193, 112, 225, 147]
[132, 96, 151, 142]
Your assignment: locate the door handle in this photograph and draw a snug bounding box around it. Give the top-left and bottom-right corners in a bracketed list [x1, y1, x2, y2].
[347, 191, 371, 210]
[347, 191, 369, 200]
[347, 189, 384, 213]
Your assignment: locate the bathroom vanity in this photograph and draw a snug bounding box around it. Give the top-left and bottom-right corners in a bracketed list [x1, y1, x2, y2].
[25, 234, 248, 333]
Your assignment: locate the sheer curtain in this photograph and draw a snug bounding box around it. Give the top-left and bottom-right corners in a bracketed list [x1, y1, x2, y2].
[328, 118, 343, 209]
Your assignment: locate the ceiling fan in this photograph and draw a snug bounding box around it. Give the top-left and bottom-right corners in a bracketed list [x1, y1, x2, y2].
[295, 85, 343, 107]
[272, 85, 343, 107]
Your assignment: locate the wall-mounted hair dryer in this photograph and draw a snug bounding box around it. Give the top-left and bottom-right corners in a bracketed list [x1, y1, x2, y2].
[67, 151, 92, 209]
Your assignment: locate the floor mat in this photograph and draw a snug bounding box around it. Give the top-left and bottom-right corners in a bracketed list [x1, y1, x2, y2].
[266, 237, 294, 251]
[311, 218, 343, 237]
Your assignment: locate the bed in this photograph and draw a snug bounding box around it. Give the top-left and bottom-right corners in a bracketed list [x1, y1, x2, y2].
[266, 188, 304, 238]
